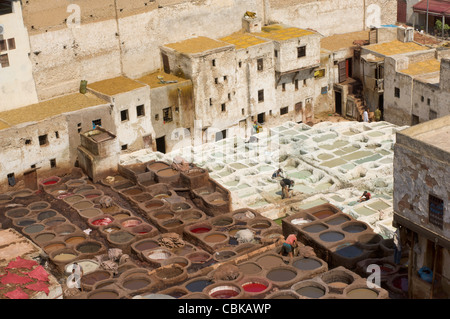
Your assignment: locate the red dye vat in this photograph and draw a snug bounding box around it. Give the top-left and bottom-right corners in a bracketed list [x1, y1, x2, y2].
[210, 289, 239, 299]
[92, 218, 113, 226]
[43, 180, 58, 185]
[242, 282, 267, 293]
[191, 227, 211, 234]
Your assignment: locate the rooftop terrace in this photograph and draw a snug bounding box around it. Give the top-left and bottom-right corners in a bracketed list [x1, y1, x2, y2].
[365, 40, 429, 56]
[163, 36, 232, 54]
[255, 24, 315, 42]
[220, 32, 268, 50]
[137, 70, 190, 89]
[88, 76, 146, 96]
[320, 30, 369, 52]
[399, 58, 440, 76]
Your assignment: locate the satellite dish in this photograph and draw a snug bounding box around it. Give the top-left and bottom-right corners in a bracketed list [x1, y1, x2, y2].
[0, 25, 4, 35]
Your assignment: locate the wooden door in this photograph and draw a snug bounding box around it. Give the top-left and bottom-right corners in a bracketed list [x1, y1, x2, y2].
[338, 61, 347, 83]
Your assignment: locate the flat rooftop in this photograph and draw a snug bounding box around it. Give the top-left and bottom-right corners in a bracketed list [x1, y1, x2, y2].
[137, 70, 190, 89]
[255, 24, 315, 42]
[163, 36, 232, 54]
[0, 92, 107, 129]
[365, 40, 428, 56]
[88, 76, 146, 96]
[220, 31, 268, 49]
[320, 30, 370, 52]
[399, 58, 440, 76]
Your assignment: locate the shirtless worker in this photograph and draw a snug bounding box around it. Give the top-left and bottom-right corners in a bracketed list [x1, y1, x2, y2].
[279, 234, 298, 259]
[280, 178, 294, 199]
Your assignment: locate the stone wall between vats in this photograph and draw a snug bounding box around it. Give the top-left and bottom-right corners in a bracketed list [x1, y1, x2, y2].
[16, 0, 396, 102]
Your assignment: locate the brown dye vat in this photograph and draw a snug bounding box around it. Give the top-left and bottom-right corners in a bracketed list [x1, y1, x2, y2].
[162, 257, 191, 269]
[186, 251, 211, 264]
[302, 223, 328, 233]
[37, 210, 57, 221]
[50, 248, 79, 265]
[162, 219, 183, 229]
[73, 201, 94, 210]
[180, 210, 204, 223]
[144, 200, 165, 210]
[54, 224, 77, 236]
[122, 277, 152, 291]
[65, 179, 86, 188]
[171, 202, 192, 212]
[155, 265, 184, 280]
[34, 232, 56, 243]
[211, 216, 233, 227]
[79, 208, 103, 219]
[109, 231, 135, 244]
[12, 189, 34, 198]
[295, 285, 326, 298]
[122, 187, 143, 196]
[82, 270, 112, 289]
[98, 204, 121, 215]
[112, 181, 135, 191]
[313, 210, 335, 219]
[214, 250, 236, 262]
[204, 233, 227, 243]
[65, 235, 86, 246]
[87, 289, 119, 299]
[157, 168, 178, 177]
[93, 279, 117, 290]
[131, 193, 153, 203]
[346, 287, 379, 299]
[28, 201, 51, 211]
[73, 185, 95, 194]
[249, 219, 271, 230]
[6, 208, 30, 219]
[131, 224, 154, 236]
[228, 228, 245, 237]
[44, 242, 67, 253]
[238, 262, 263, 275]
[0, 194, 12, 204]
[112, 211, 132, 220]
[256, 254, 285, 268]
[133, 239, 159, 253]
[172, 244, 196, 256]
[147, 161, 170, 172]
[153, 211, 174, 220]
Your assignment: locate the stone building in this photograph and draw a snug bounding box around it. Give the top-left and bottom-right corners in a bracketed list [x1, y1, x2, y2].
[393, 115, 450, 299]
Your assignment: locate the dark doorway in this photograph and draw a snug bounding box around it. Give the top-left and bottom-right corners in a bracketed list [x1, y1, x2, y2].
[335, 90, 342, 115]
[162, 53, 170, 74]
[257, 112, 265, 124]
[346, 58, 353, 78]
[156, 136, 166, 153]
[215, 129, 227, 142]
[378, 94, 384, 120]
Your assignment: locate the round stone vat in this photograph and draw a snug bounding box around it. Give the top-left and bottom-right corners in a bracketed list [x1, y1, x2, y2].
[345, 286, 380, 299]
[130, 224, 154, 237]
[65, 259, 100, 276]
[302, 223, 329, 233]
[28, 201, 51, 211]
[179, 292, 210, 299]
[155, 168, 180, 184]
[63, 194, 85, 205]
[189, 223, 212, 234]
[249, 219, 272, 230]
[334, 243, 364, 258]
[111, 211, 132, 220]
[131, 192, 153, 204]
[265, 290, 300, 299]
[204, 232, 228, 245]
[79, 208, 103, 220]
[237, 262, 263, 276]
[172, 243, 197, 256]
[341, 221, 368, 233]
[320, 268, 356, 294]
[255, 254, 285, 269]
[380, 238, 395, 256]
[179, 210, 205, 224]
[185, 251, 212, 265]
[184, 277, 214, 293]
[36, 210, 58, 222]
[319, 231, 345, 243]
[211, 216, 234, 227]
[53, 223, 77, 236]
[312, 210, 336, 220]
[205, 283, 243, 299]
[0, 194, 12, 204]
[154, 265, 187, 285]
[50, 248, 79, 270]
[11, 189, 34, 198]
[233, 209, 256, 221]
[73, 185, 95, 194]
[81, 270, 113, 291]
[213, 250, 237, 262]
[92, 279, 117, 291]
[326, 214, 351, 225]
[23, 223, 45, 235]
[143, 248, 172, 266]
[65, 179, 86, 188]
[88, 215, 115, 229]
[100, 225, 121, 236]
[131, 239, 159, 257]
[120, 217, 143, 229]
[43, 241, 67, 254]
[44, 216, 67, 228]
[292, 280, 328, 299]
[121, 186, 143, 197]
[107, 231, 135, 253]
[171, 202, 192, 212]
[265, 266, 299, 288]
[14, 217, 37, 228]
[75, 240, 104, 256]
[142, 199, 166, 212]
[33, 232, 57, 244]
[72, 200, 94, 211]
[79, 189, 104, 200]
[121, 275, 152, 293]
[40, 176, 61, 187]
[5, 207, 30, 219]
[292, 257, 324, 272]
[64, 233, 87, 246]
[161, 218, 184, 230]
[161, 256, 191, 269]
[239, 277, 272, 298]
[147, 161, 170, 173]
[87, 289, 120, 299]
[158, 287, 189, 299]
[152, 210, 175, 221]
